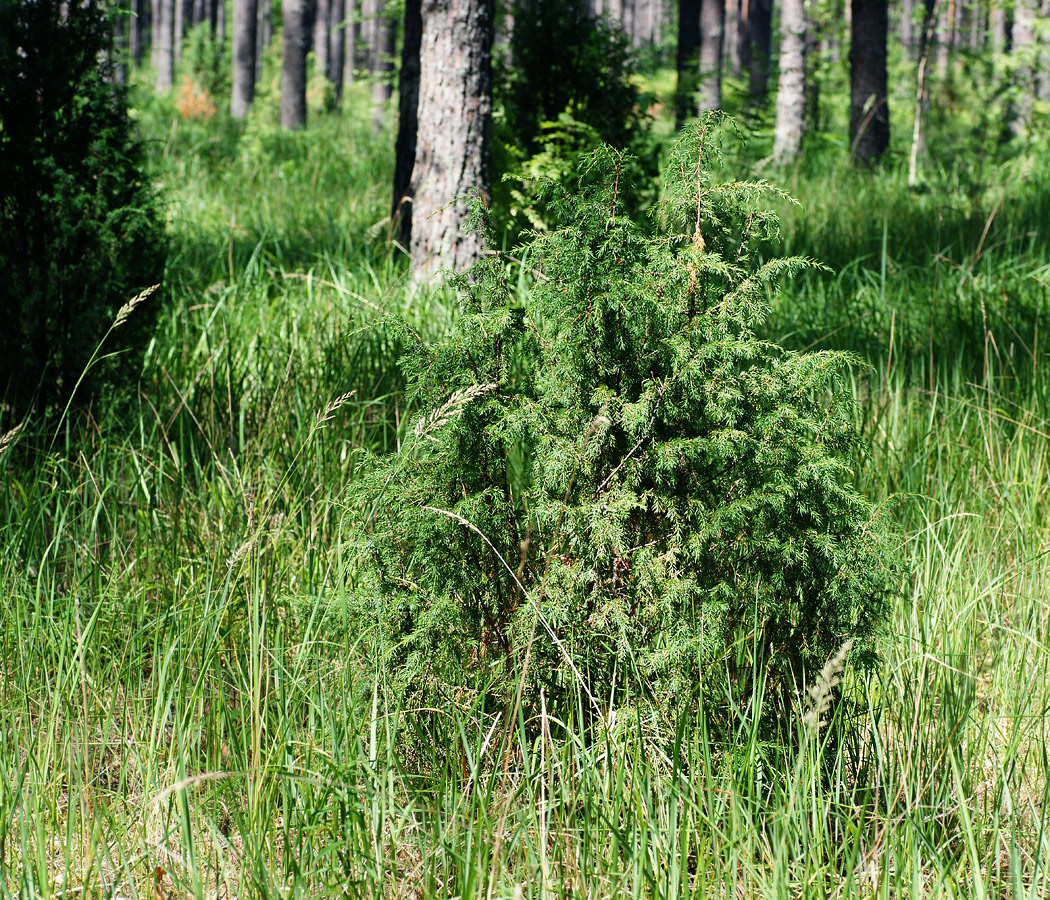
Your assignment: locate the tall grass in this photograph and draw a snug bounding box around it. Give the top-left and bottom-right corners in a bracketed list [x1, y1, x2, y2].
[1, 88, 1048, 898]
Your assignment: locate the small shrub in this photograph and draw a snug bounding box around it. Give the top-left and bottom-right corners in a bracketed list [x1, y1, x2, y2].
[346, 120, 903, 752]
[0, 0, 165, 426]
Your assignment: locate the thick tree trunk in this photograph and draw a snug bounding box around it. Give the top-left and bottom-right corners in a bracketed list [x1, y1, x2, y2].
[314, 0, 331, 78]
[697, 0, 723, 110]
[370, 0, 396, 131]
[773, 0, 806, 163]
[850, 0, 889, 164]
[155, 0, 175, 90]
[393, 0, 423, 246]
[231, 0, 258, 116]
[675, 0, 701, 128]
[410, 0, 494, 278]
[746, 0, 772, 99]
[281, 0, 312, 129]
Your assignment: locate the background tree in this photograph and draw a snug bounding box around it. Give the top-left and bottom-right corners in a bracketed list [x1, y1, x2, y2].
[281, 0, 312, 129]
[0, 0, 165, 426]
[697, 0, 724, 109]
[675, 0, 701, 128]
[231, 0, 258, 117]
[331, 0, 346, 99]
[393, 0, 422, 245]
[746, 0, 772, 100]
[410, 0, 494, 277]
[314, 0, 332, 79]
[849, 0, 889, 163]
[370, 0, 396, 131]
[774, 0, 808, 163]
[154, 0, 175, 90]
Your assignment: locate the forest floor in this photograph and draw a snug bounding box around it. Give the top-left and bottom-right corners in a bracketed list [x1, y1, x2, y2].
[2, 79, 1049, 898]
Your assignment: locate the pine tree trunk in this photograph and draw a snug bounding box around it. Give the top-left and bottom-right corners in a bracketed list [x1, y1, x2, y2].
[732, 0, 749, 77]
[345, 0, 358, 85]
[410, 0, 494, 279]
[155, 0, 175, 90]
[697, 0, 723, 110]
[257, 0, 272, 82]
[281, 0, 312, 128]
[746, 0, 772, 99]
[1039, 0, 1050, 102]
[314, 0, 331, 78]
[849, 0, 889, 164]
[112, 3, 128, 85]
[393, 0, 422, 246]
[902, 0, 914, 55]
[216, 0, 225, 45]
[675, 0, 701, 128]
[231, 0, 258, 116]
[1009, 0, 1036, 135]
[331, 0, 346, 98]
[129, 0, 143, 66]
[773, 0, 806, 162]
[370, 0, 395, 131]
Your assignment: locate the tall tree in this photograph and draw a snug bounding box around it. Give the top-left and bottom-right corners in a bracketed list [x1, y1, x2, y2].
[850, 0, 889, 164]
[231, 0, 258, 117]
[675, 0, 701, 128]
[410, 0, 494, 277]
[698, 0, 724, 109]
[1008, 0, 1038, 135]
[370, 0, 396, 131]
[257, 0, 273, 81]
[746, 0, 772, 99]
[393, 0, 422, 245]
[281, 0, 312, 129]
[154, 0, 175, 90]
[314, 0, 332, 78]
[773, 0, 807, 163]
[345, 0, 359, 86]
[331, 0, 346, 98]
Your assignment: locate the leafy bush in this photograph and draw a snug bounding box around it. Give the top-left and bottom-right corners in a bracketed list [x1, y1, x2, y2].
[0, 0, 165, 426]
[346, 122, 902, 751]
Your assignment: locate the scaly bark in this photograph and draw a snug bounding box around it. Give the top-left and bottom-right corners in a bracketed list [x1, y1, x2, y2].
[697, 0, 723, 110]
[281, 0, 311, 129]
[675, 0, 701, 128]
[231, 0, 258, 117]
[773, 0, 806, 163]
[850, 0, 889, 164]
[410, 0, 494, 278]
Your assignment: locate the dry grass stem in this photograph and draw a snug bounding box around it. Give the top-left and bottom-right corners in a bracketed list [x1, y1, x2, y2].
[414, 383, 497, 441]
[317, 390, 357, 428]
[113, 284, 160, 329]
[802, 639, 853, 734]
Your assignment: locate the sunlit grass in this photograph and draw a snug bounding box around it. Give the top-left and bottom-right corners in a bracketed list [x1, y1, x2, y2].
[1, 84, 1049, 899]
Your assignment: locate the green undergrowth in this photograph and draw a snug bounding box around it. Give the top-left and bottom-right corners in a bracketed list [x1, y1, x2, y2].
[0, 97, 1048, 897]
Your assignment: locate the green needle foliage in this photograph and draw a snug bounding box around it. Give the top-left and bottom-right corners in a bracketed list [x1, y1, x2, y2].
[0, 0, 165, 426]
[347, 120, 904, 751]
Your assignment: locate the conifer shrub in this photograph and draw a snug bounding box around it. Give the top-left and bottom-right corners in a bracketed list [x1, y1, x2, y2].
[345, 121, 902, 750]
[0, 0, 165, 426]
